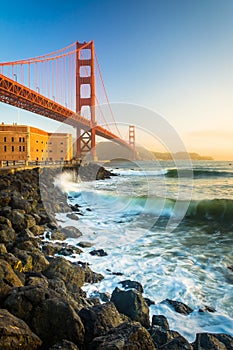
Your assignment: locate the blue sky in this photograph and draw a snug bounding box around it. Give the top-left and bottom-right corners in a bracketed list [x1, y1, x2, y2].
[1, 0, 233, 159]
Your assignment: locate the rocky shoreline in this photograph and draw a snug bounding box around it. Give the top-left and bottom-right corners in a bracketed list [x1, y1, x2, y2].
[0, 165, 232, 349]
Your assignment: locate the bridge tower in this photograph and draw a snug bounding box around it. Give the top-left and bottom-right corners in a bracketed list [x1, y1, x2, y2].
[129, 125, 136, 160]
[76, 40, 97, 159]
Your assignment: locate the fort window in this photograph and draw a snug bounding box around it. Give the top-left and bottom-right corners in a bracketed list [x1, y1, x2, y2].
[23, 138, 25, 142]
[19, 137, 21, 142]
[23, 146, 25, 151]
[4, 146, 6, 152]
[4, 137, 6, 142]
[19, 146, 22, 152]
[12, 146, 14, 152]
[12, 137, 14, 142]
[60, 142, 63, 145]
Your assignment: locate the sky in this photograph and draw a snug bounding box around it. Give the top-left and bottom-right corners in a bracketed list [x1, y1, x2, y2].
[0, 0, 233, 160]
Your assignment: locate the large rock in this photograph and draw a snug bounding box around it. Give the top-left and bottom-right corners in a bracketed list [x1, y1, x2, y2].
[12, 245, 49, 273]
[43, 257, 85, 293]
[159, 335, 193, 349]
[32, 297, 84, 348]
[0, 227, 16, 244]
[0, 309, 42, 350]
[0, 259, 23, 301]
[79, 302, 125, 343]
[111, 287, 150, 328]
[152, 315, 169, 331]
[3, 285, 59, 322]
[192, 333, 233, 350]
[90, 321, 156, 350]
[119, 279, 144, 293]
[60, 226, 82, 238]
[163, 299, 193, 315]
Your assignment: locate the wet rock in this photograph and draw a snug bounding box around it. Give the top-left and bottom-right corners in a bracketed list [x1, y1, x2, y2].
[119, 279, 144, 293]
[43, 257, 85, 293]
[106, 268, 124, 276]
[75, 262, 104, 284]
[228, 265, 233, 272]
[192, 333, 233, 350]
[198, 305, 216, 313]
[42, 242, 65, 256]
[163, 298, 193, 315]
[152, 315, 170, 331]
[50, 230, 66, 241]
[149, 326, 172, 347]
[145, 297, 155, 306]
[160, 334, 193, 349]
[0, 309, 42, 350]
[0, 259, 23, 301]
[67, 213, 79, 220]
[90, 321, 156, 350]
[77, 241, 93, 248]
[99, 292, 111, 302]
[49, 339, 80, 350]
[90, 249, 108, 257]
[60, 226, 82, 238]
[78, 302, 125, 343]
[111, 287, 150, 328]
[57, 245, 83, 256]
[32, 297, 84, 348]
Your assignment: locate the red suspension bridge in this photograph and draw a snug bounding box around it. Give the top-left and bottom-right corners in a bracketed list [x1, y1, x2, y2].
[0, 40, 135, 159]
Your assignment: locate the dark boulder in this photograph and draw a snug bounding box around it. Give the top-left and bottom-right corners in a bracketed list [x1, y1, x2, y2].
[78, 302, 125, 343]
[159, 334, 193, 349]
[32, 297, 84, 348]
[163, 299, 193, 315]
[3, 285, 59, 322]
[90, 249, 108, 257]
[43, 257, 85, 293]
[0, 309, 42, 350]
[0, 227, 16, 244]
[111, 287, 150, 328]
[119, 279, 144, 293]
[90, 321, 156, 350]
[192, 333, 233, 350]
[152, 315, 170, 331]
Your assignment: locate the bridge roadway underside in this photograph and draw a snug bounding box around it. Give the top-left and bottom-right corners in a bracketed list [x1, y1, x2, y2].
[0, 74, 129, 148]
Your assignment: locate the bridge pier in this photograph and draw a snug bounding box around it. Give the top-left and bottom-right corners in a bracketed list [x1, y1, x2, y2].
[76, 127, 97, 161]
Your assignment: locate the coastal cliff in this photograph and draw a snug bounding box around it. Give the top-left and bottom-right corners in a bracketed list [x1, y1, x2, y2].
[0, 165, 232, 349]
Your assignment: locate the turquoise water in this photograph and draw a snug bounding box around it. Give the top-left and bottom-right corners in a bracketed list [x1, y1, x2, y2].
[56, 160, 233, 341]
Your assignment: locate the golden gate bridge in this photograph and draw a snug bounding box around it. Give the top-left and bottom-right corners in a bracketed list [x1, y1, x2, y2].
[0, 40, 135, 159]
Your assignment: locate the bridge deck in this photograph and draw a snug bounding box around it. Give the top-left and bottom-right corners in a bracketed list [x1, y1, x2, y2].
[0, 74, 129, 148]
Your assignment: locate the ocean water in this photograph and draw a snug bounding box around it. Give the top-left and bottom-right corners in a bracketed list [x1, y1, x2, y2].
[55, 160, 233, 342]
